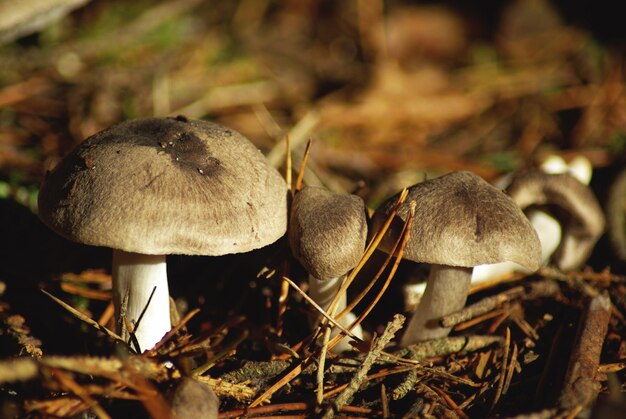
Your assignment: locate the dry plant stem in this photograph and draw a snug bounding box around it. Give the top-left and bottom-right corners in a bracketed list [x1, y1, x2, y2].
[282, 276, 359, 340]
[284, 134, 292, 189]
[393, 335, 504, 361]
[323, 365, 417, 399]
[503, 343, 519, 395]
[192, 330, 248, 376]
[441, 286, 524, 328]
[276, 276, 290, 337]
[150, 308, 200, 354]
[559, 294, 611, 410]
[433, 385, 470, 419]
[317, 324, 333, 405]
[325, 189, 409, 319]
[219, 403, 376, 419]
[389, 335, 501, 400]
[293, 138, 312, 192]
[391, 367, 418, 401]
[326, 195, 413, 353]
[267, 111, 318, 168]
[112, 250, 171, 353]
[492, 327, 511, 410]
[41, 289, 123, 342]
[327, 210, 412, 351]
[381, 383, 389, 418]
[339, 203, 410, 318]
[309, 275, 346, 323]
[49, 367, 111, 419]
[313, 277, 343, 406]
[322, 314, 405, 419]
[401, 265, 472, 346]
[309, 275, 363, 351]
[249, 359, 309, 407]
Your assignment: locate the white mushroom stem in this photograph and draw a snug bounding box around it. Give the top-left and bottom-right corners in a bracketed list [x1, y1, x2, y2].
[308, 275, 363, 352]
[112, 250, 172, 352]
[400, 265, 471, 346]
[309, 275, 344, 313]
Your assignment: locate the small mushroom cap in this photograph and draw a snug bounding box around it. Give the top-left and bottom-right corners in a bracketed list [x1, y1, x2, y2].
[168, 377, 219, 419]
[506, 169, 605, 271]
[371, 171, 542, 270]
[38, 117, 288, 256]
[289, 186, 368, 281]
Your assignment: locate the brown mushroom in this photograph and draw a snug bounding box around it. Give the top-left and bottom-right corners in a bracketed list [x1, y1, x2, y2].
[371, 171, 542, 345]
[289, 186, 367, 350]
[506, 169, 605, 271]
[38, 116, 288, 351]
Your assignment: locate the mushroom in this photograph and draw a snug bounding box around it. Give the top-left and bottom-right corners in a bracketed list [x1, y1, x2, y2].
[371, 171, 542, 345]
[506, 169, 605, 271]
[168, 377, 219, 419]
[289, 186, 367, 351]
[403, 155, 596, 308]
[38, 116, 288, 351]
[472, 155, 593, 283]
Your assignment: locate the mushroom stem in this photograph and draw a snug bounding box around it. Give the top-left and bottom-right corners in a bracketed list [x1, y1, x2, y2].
[308, 274, 363, 352]
[400, 264, 471, 346]
[308, 275, 345, 315]
[112, 250, 171, 352]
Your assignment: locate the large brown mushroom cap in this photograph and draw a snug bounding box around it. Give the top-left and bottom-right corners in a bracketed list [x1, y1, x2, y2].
[371, 171, 542, 271]
[289, 186, 368, 281]
[506, 169, 605, 271]
[38, 116, 288, 256]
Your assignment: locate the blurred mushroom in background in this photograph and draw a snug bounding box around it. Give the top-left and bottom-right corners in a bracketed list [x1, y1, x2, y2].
[0, 0, 90, 45]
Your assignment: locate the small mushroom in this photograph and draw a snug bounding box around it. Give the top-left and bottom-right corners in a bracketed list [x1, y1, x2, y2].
[289, 186, 367, 351]
[168, 377, 219, 419]
[371, 171, 542, 346]
[506, 169, 605, 271]
[38, 117, 288, 351]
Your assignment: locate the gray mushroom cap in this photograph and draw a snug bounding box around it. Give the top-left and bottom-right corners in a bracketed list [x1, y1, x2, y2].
[506, 169, 605, 271]
[38, 116, 288, 256]
[371, 171, 542, 271]
[289, 186, 368, 281]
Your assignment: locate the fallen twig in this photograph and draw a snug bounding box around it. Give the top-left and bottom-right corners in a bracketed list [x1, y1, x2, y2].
[491, 327, 511, 410]
[441, 287, 524, 328]
[322, 314, 405, 419]
[558, 293, 612, 410]
[393, 335, 503, 361]
[41, 289, 124, 343]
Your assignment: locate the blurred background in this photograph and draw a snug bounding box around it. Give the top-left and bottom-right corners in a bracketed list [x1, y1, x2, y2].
[1, 0, 624, 200]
